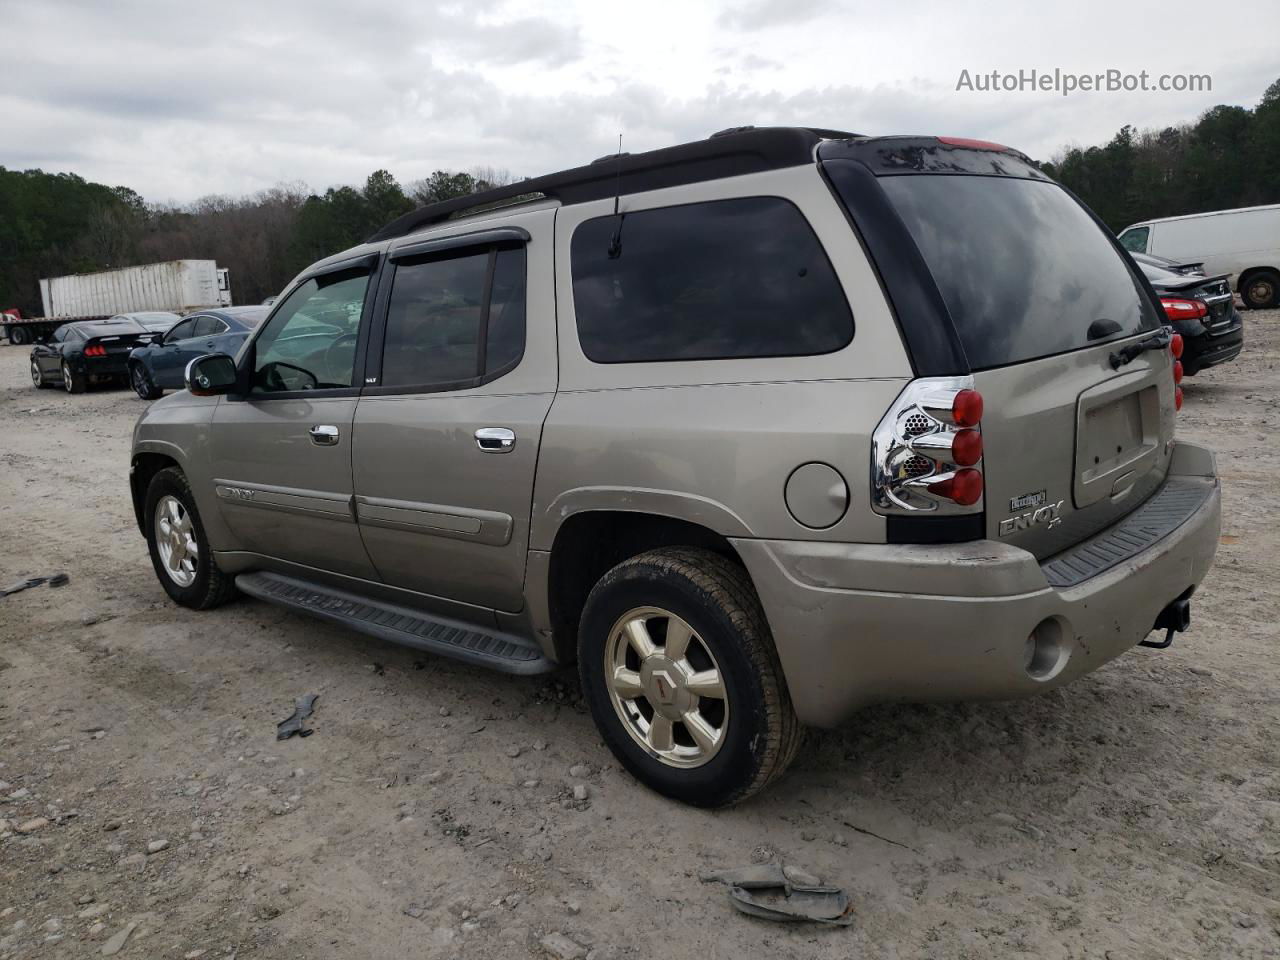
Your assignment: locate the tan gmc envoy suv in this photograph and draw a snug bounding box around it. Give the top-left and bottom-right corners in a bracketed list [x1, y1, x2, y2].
[130, 128, 1221, 806]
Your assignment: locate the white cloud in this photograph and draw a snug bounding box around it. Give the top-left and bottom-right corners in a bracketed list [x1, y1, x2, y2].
[0, 0, 1274, 201]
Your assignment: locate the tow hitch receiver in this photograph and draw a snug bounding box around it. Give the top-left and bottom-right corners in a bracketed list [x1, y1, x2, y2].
[1141, 589, 1194, 649]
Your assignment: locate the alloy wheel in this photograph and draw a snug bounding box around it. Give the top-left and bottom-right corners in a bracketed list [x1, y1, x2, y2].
[154, 495, 199, 587]
[30, 361, 42, 387]
[604, 606, 729, 768]
[132, 364, 150, 398]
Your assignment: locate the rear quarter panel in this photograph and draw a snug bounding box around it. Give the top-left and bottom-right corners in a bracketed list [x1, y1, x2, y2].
[533, 166, 914, 549]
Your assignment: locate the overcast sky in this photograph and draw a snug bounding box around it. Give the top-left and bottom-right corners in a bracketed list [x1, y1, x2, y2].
[3, 0, 1276, 203]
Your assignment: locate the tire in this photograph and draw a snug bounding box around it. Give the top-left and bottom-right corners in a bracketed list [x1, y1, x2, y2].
[144, 466, 238, 610]
[130, 362, 163, 400]
[30, 359, 52, 389]
[61, 361, 86, 394]
[9, 325, 30, 346]
[1241, 269, 1280, 310]
[578, 547, 802, 807]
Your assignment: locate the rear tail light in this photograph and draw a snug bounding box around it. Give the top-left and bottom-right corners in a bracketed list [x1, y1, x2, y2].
[872, 377, 985, 513]
[1160, 297, 1207, 320]
[1169, 332, 1183, 358]
[84, 344, 106, 357]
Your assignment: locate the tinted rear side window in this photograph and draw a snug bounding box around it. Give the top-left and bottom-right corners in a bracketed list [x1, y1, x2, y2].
[879, 176, 1159, 370]
[571, 197, 852, 363]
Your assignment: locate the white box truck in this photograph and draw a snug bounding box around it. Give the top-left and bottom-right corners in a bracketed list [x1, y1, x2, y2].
[3, 260, 232, 344]
[1118, 204, 1280, 310]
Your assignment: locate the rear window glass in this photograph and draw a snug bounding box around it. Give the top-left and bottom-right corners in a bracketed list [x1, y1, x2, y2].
[880, 175, 1159, 370]
[570, 197, 852, 363]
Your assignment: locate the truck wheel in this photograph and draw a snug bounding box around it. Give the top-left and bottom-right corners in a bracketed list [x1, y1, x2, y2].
[61, 362, 86, 394]
[578, 547, 802, 807]
[30, 360, 52, 389]
[130, 362, 163, 400]
[9, 326, 30, 345]
[1241, 270, 1279, 310]
[144, 467, 238, 610]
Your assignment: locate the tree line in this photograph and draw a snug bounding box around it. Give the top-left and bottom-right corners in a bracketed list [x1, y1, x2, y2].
[0, 166, 515, 314]
[1043, 77, 1280, 232]
[2, 77, 1277, 316]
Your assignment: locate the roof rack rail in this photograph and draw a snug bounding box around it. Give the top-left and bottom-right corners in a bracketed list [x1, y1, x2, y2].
[367, 126, 860, 243]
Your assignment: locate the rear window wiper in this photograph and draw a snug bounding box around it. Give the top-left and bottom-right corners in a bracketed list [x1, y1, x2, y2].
[1109, 328, 1171, 369]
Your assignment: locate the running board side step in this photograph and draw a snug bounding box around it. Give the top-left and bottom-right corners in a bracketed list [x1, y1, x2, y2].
[235, 571, 554, 675]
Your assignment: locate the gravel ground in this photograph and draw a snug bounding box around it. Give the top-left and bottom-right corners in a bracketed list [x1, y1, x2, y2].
[1, 314, 1278, 960]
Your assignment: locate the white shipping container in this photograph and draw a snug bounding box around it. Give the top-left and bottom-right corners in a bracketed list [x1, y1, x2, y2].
[39, 260, 232, 317]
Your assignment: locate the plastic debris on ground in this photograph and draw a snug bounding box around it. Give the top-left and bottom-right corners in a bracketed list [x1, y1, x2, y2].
[276, 693, 319, 740]
[700, 862, 855, 926]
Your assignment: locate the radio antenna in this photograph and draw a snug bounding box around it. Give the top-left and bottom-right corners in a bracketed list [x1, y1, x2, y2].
[607, 133, 624, 259]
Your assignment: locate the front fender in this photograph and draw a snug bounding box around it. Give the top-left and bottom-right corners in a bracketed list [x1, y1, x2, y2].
[130, 395, 227, 546]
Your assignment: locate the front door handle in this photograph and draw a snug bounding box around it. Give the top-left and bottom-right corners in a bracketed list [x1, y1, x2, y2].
[475, 427, 516, 453]
[310, 424, 340, 446]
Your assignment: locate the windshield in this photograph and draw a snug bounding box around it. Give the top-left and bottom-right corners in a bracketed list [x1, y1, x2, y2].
[880, 175, 1160, 370]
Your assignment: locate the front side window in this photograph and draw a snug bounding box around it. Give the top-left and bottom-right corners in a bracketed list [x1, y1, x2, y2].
[380, 245, 526, 389]
[1119, 226, 1150, 253]
[251, 268, 370, 393]
[570, 197, 853, 363]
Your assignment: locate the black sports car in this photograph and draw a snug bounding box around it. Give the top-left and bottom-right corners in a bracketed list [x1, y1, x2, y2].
[29, 317, 153, 393]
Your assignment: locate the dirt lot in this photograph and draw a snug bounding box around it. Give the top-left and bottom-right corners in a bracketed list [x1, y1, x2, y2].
[1, 316, 1278, 960]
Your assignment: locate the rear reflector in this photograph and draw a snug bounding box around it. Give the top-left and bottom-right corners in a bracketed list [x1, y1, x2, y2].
[936, 136, 1009, 151]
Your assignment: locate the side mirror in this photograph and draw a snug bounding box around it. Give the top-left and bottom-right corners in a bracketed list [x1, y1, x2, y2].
[185, 353, 238, 396]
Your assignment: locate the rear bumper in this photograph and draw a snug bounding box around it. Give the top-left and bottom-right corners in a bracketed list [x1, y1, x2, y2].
[1183, 316, 1243, 372]
[74, 358, 131, 377]
[733, 442, 1221, 728]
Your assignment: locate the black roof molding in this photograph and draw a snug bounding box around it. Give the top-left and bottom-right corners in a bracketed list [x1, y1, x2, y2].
[368, 126, 860, 243]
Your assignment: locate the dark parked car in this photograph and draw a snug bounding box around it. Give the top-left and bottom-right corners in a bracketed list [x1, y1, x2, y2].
[30, 317, 153, 393]
[119, 311, 182, 336]
[1131, 252, 1205, 276]
[1136, 260, 1244, 376]
[128, 306, 269, 399]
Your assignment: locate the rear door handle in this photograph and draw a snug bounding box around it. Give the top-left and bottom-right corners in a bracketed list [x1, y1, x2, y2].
[309, 424, 340, 446]
[475, 427, 516, 453]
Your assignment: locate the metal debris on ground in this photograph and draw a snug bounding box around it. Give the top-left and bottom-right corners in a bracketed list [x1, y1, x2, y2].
[0, 572, 70, 599]
[700, 862, 855, 926]
[276, 693, 320, 740]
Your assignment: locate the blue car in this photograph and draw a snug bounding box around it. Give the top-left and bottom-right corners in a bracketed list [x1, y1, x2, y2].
[128, 306, 269, 399]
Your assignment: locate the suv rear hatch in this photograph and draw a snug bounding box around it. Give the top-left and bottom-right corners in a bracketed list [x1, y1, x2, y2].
[822, 138, 1176, 559]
